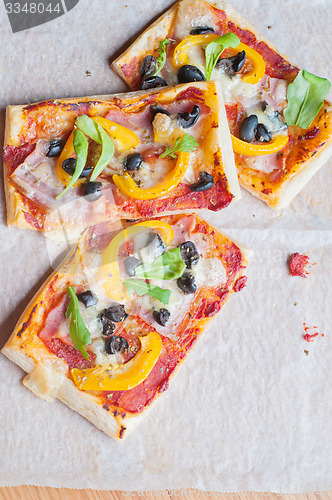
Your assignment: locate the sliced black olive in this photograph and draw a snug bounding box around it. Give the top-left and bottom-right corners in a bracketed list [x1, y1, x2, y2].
[190, 26, 215, 35]
[140, 55, 157, 77]
[47, 139, 65, 158]
[77, 290, 97, 308]
[261, 101, 268, 112]
[177, 65, 206, 84]
[123, 153, 143, 171]
[189, 171, 214, 192]
[124, 256, 141, 277]
[105, 335, 129, 354]
[100, 313, 115, 336]
[84, 181, 102, 202]
[177, 271, 197, 294]
[104, 304, 128, 323]
[178, 241, 200, 269]
[177, 105, 200, 129]
[62, 158, 92, 178]
[151, 105, 171, 121]
[216, 50, 246, 77]
[239, 115, 258, 143]
[141, 76, 168, 90]
[153, 308, 170, 326]
[145, 231, 166, 251]
[255, 123, 272, 142]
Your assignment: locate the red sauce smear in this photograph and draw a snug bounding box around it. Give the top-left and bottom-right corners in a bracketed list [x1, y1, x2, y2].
[303, 323, 324, 343]
[233, 275, 248, 292]
[301, 127, 320, 141]
[289, 253, 310, 278]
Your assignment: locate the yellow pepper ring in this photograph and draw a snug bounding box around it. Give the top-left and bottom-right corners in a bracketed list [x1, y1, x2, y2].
[70, 331, 163, 391]
[99, 220, 175, 301]
[231, 134, 289, 156]
[56, 118, 140, 186]
[172, 34, 266, 84]
[113, 151, 189, 201]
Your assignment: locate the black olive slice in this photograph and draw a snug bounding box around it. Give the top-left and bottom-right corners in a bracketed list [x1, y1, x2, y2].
[124, 256, 141, 277]
[141, 76, 168, 90]
[153, 308, 170, 326]
[62, 158, 92, 178]
[123, 153, 143, 171]
[140, 55, 157, 77]
[47, 139, 65, 158]
[77, 290, 97, 308]
[105, 335, 129, 354]
[189, 171, 214, 192]
[190, 26, 215, 35]
[177, 271, 197, 294]
[178, 241, 200, 269]
[151, 105, 171, 121]
[177, 65, 206, 84]
[255, 123, 272, 142]
[84, 181, 102, 202]
[100, 313, 115, 337]
[104, 304, 128, 323]
[239, 115, 258, 143]
[216, 50, 246, 77]
[177, 105, 200, 129]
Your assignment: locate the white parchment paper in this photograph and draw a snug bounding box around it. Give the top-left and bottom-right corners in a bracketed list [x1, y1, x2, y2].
[0, 0, 331, 492]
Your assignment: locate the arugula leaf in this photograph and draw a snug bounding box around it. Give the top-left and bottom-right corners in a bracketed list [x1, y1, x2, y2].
[205, 33, 240, 81]
[159, 133, 198, 159]
[123, 279, 171, 305]
[135, 247, 186, 280]
[76, 115, 115, 181]
[56, 129, 89, 199]
[153, 39, 170, 75]
[66, 286, 92, 361]
[284, 69, 331, 129]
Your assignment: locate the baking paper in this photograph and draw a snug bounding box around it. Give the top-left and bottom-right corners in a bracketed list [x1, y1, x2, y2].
[0, 0, 331, 492]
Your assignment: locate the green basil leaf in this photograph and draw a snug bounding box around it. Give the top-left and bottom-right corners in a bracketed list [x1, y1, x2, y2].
[56, 129, 89, 199]
[153, 38, 171, 75]
[205, 33, 240, 81]
[135, 247, 186, 280]
[159, 133, 198, 159]
[76, 114, 115, 181]
[284, 69, 331, 129]
[66, 286, 92, 361]
[123, 279, 171, 305]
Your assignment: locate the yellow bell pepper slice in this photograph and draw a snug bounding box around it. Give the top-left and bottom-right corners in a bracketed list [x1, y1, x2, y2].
[91, 116, 140, 153]
[231, 134, 289, 156]
[113, 151, 189, 200]
[56, 119, 140, 186]
[70, 331, 163, 391]
[99, 220, 175, 301]
[172, 34, 266, 84]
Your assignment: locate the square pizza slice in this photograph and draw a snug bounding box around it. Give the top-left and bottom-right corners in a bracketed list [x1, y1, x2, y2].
[112, 0, 332, 210]
[3, 81, 239, 241]
[1, 213, 250, 440]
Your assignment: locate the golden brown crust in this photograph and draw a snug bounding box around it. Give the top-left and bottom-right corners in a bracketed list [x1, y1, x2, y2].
[1, 214, 250, 440]
[112, 0, 332, 209]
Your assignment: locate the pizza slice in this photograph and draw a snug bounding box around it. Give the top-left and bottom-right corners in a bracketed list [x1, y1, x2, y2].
[1, 213, 250, 440]
[112, 0, 332, 210]
[3, 81, 239, 241]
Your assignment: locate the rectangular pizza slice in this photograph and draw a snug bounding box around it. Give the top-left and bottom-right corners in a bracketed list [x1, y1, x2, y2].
[112, 0, 332, 210]
[3, 81, 239, 241]
[1, 213, 250, 440]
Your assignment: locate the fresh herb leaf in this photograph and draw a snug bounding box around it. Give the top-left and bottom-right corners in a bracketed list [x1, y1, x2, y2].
[76, 115, 115, 181]
[56, 129, 89, 199]
[153, 39, 170, 75]
[205, 33, 240, 81]
[159, 133, 198, 159]
[284, 69, 331, 129]
[135, 247, 186, 280]
[123, 279, 171, 305]
[66, 286, 92, 361]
